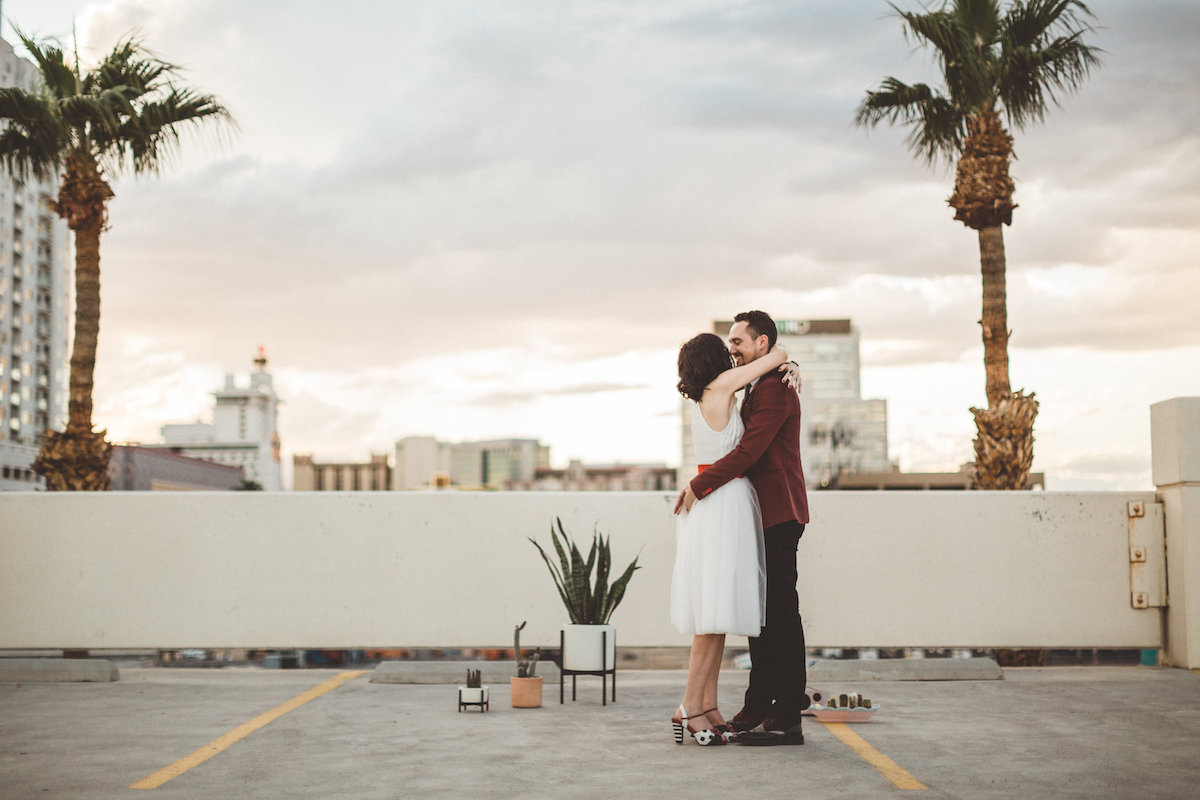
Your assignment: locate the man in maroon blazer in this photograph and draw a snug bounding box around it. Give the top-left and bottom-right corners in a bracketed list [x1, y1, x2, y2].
[675, 310, 810, 745]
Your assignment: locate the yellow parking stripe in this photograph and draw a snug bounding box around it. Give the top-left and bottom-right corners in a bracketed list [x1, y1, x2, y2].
[131, 670, 366, 790]
[820, 721, 928, 791]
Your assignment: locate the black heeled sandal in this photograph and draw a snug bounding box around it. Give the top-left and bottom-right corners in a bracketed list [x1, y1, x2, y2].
[699, 708, 737, 743]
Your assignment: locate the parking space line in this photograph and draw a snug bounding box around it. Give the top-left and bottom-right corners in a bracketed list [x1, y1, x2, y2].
[130, 670, 367, 790]
[819, 721, 928, 791]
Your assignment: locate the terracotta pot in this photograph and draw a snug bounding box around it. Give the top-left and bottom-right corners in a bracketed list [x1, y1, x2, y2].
[510, 676, 543, 708]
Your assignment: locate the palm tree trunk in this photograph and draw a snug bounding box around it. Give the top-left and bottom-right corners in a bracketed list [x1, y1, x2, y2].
[67, 220, 102, 432]
[948, 112, 1039, 490]
[32, 155, 114, 491]
[979, 225, 1011, 408]
[970, 226, 1039, 489]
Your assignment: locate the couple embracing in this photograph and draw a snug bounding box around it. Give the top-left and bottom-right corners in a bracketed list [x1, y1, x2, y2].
[671, 310, 810, 747]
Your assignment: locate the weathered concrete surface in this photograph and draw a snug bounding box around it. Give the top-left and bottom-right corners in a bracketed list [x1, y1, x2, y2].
[368, 657, 999, 685]
[0, 666, 1197, 799]
[0, 658, 118, 683]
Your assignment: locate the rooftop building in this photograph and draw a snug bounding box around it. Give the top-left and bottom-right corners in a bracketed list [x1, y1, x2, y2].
[510, 460, 677, 491]
[394, 436, 549, 491]
[293, 453, 391, 491]
[144, 348, 283, 490]
[108, 445, 245, 491]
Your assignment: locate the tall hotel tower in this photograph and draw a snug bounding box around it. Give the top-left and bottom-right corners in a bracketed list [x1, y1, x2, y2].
[152, 348, 284, 490]
[0, 37, 71, 491]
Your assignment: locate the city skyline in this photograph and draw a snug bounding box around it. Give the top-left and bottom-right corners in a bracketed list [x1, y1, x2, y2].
[6, 1, 1198, 490]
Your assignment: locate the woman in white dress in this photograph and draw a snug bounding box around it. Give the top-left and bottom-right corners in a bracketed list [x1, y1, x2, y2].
[670, 332, 792, 746]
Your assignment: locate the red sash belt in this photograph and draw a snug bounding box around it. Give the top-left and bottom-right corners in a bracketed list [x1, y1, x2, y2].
[697, 464, 742, 477]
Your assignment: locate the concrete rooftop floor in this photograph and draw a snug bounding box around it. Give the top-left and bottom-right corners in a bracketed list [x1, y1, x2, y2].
[1, 663, 1198, 799]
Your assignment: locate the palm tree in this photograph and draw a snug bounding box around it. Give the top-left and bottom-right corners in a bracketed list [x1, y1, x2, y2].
[0, 30, 233, 489]
[855, 0, 1099, 488]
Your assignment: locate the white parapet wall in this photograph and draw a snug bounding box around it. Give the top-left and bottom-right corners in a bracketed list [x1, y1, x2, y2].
[0, 490, 1163, 651]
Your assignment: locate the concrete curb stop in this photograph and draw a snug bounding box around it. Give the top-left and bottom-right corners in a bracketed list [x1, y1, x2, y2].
[809, 657, 1003, 681]
[0, 658, 119, 683]
[370, 660, 562, 685]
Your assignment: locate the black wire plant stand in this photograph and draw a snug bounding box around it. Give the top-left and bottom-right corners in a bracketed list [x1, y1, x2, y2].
[559, 627, 616, 705]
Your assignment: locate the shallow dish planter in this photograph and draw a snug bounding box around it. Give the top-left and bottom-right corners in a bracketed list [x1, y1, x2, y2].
[510, 676, 543, 708]
[810, 704, 880, 723]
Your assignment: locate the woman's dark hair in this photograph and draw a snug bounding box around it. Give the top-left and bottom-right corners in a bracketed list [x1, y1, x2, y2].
[677, 333, 733, 400]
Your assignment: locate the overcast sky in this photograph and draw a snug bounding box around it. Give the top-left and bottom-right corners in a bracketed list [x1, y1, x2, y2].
[6, 0, 1198, 490]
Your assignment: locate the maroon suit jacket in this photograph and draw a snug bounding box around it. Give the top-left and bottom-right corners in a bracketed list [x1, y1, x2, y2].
[690, 376, 809, 530]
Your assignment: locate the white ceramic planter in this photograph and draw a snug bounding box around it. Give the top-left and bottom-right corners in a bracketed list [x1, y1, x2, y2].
[458, 686, 489, 704]
[458, 685, 490, 712]
[562, 623, 615, 671]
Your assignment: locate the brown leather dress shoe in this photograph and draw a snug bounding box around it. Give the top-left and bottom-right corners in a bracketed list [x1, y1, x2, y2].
[735, 716, 804, 746]
[730, 707, 770, 733]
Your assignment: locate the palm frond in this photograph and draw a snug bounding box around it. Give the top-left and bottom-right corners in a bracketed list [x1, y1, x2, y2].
[0, 88, 65, 178]
[2, 28, 234, 180]
[860, 0, 1098, 162]
[1000, 35, 1100, 127]
[0, 128, 60, 180]
[86, 41, 175, 97]
[58, 93, 124, 132]
[856, 78, 965, 165]
[893, 5, 962, 64]
[12, 28, 78, 99]
[997, 0, 1100, 127]
[100, 87, 234, 174]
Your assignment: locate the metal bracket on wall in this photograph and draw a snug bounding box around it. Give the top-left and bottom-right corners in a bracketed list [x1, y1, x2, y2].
[1128, 500, 1167, 609]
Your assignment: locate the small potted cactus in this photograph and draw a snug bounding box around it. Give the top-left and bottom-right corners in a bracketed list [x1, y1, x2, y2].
[510, 621, 542, 708]
[458, 667, 489, 712]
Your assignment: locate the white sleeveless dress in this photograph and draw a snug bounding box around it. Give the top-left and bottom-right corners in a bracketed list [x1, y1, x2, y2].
[671, 401, 766, 636]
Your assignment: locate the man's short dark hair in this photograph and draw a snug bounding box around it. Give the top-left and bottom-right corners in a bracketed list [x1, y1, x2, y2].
[734, 310, 777, 349]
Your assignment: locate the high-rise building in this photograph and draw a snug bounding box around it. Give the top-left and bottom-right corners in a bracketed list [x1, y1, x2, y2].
[393, 436, 549, 490]
[145, 348, 283, 490]
[393, 436, 452, 490]
[0, 38, 71, 491]
[681, 318, 889, 489]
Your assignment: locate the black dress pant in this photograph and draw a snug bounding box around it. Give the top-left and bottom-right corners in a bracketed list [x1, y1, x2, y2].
[744, 520, 807, 718]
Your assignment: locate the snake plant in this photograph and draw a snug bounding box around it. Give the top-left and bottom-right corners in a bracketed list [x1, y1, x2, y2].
[529, 517, 641, 625]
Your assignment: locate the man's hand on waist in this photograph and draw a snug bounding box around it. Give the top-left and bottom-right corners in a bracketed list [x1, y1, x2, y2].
[673, 485, 697, 515]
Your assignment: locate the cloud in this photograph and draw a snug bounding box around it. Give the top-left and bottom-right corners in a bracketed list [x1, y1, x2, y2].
[9, 0, 1198, 489]
[474, 381, 650, 408]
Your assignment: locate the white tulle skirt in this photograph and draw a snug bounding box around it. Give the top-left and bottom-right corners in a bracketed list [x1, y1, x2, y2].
[670, 477, 766, 637]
